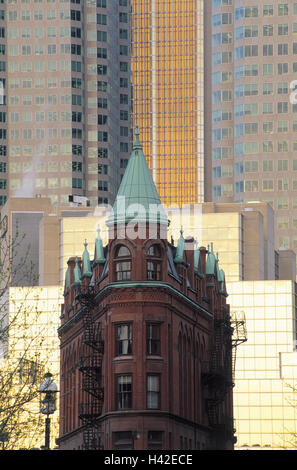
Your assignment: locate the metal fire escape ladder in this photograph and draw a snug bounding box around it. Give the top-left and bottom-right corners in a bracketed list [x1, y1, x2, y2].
[230, 310, 247, 384]
[78, 289, 104, 450]
[203, 310, 247, 447]
[205, 318, 229, 427]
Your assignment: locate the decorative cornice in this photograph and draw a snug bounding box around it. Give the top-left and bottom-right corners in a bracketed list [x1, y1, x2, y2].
[59, 281, 213, 335]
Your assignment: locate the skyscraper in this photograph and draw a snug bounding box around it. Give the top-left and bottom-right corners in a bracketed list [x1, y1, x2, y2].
[131, 0, 205, 206]
[0, 0, 132, 208]
[210, 0, 297, 259]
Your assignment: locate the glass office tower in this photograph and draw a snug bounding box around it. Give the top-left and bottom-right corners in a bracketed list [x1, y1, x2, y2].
[0, 0, 132, 208]
[131, 0, 205, 206]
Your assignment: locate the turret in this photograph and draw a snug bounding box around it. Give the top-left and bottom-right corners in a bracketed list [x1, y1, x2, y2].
[72, 257, 82, 288]
[82, 240, 92, 278]
[106, 126, 169, 241]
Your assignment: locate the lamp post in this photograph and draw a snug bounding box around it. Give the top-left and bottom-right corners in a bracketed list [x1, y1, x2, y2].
[39, 372, 58, 450]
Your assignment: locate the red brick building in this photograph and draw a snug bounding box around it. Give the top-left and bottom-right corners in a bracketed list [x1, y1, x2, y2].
[58, 131, 235, 450]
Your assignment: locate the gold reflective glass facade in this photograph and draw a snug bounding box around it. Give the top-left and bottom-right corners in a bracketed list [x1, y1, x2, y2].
[228, 281, 297, 449]
[131, 0, 205, 206]
[60, 215, 107, 284]
[3, 286, 63, 449]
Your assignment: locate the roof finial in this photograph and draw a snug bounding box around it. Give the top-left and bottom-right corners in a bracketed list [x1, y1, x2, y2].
[82, 242, 92, 278]
[72, 256, 82, 286]
[133, 125, 142, 150]
[95, 225, 106, 264]
[174, 226, 185, 264]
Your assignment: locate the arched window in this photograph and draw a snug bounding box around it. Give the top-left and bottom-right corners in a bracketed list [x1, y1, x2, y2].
[116, 245, 130, 258]
[147, 244, 162, 281]
[115, 245, 131, 281]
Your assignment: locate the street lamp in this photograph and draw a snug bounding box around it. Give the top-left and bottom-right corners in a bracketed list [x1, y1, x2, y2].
[39, 372, 58, 450]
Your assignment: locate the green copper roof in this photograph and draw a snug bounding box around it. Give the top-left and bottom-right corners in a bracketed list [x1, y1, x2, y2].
[106, 127, 169, 227]
[174, 228, 185, 264]
[72, 257, 82, 287]
[218, 268, 225, 284]
[82, 240, 92, 278]
[194, 240, 201, 273]
[94, 227, 106, 264]
[206, 243, 216, 276]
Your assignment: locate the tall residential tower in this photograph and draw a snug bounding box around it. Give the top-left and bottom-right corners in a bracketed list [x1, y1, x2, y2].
[0, 0, 132, 208]
[210, 0, 297, 257]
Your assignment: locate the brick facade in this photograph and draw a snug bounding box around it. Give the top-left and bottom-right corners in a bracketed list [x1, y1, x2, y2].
[57, 133, 234, 450]
[58, 223, 234, 450]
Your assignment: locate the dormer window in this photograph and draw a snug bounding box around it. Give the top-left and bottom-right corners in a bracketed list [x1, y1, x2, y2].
[147, 244, 162, 281]
[115, 245, 131, 281]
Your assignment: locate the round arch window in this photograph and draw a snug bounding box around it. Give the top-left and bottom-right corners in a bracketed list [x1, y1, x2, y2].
[115, 245, 131, 281]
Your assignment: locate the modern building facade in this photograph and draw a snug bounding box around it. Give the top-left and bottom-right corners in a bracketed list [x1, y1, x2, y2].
[57, 133, 234, 451]
[0, 286, 63, 450]
[167, 200, 296, 283]
[0, 0, 132, 208]
[210, 0, 297, 260]
[229, 280, 297, 449]
[131, 0, 205, 206]
[166, 200, 297, 448]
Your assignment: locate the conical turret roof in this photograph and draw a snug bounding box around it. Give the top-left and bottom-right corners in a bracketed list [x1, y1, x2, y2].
[174, 228, 185, 264]
[106, 127, 169, 227]
[72, 257, 82, 287]
[206, 243, 216, 275]
[94, 226, 106, 264]
[82, 240, 92, 278]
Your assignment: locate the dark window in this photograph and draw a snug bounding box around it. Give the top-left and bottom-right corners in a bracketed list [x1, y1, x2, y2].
[147, 245, 162, 280]
[98, 197, 108, 205]
[148, 431, 163, 450]
[116, 375, 132, 410]
[116, 245, 130, 257]
[98, 180, 108, 191]
[120, 158, 128, 169]
[72, 178, 83, 189]
[146, 323, 161, 355]
[147, 375, 160, 409]
[98, 147, 108, 159]
[120, 142, 129, 152]
[113, 431, 133, 450]
[115, 323, 132, 355]
[72, 161, 82, 172]
[147, 260, 161, 280]
[120, 61, 128, 72]
[115, 261, 131, 281]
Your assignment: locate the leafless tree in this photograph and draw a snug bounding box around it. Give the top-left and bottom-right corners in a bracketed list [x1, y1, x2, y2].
[0, 224, 51, 450]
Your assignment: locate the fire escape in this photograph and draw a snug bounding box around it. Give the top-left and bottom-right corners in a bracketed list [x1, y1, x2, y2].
[202, 309, 247, 447]
[230, 310, 248, 384]
[77, 288, 104, 450]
